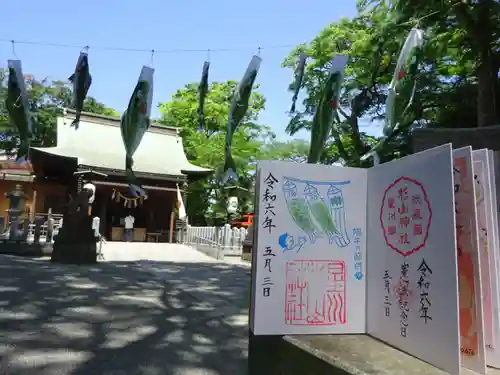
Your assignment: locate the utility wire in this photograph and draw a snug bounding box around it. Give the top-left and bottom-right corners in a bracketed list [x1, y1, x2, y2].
[0, 4, 456, 57]
[0, 38, 298, 55]
[1, 1, 466, 56]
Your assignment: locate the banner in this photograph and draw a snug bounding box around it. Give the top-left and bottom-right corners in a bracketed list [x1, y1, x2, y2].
[177, 184, 186, 221]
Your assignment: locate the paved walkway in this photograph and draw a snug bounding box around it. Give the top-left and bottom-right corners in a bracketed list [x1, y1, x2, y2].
[99, 243, 217, 263]
[0, 244, 251, 375]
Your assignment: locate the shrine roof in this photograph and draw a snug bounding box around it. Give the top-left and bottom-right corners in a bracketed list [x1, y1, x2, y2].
[32, 109, 212, 180]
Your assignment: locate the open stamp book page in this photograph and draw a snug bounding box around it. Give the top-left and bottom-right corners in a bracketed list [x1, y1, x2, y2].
[252, 161, 367, 335]
[454, 148, 486, 374]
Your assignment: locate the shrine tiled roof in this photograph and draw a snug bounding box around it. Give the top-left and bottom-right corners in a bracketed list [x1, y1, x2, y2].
[31, 109, 212, 179]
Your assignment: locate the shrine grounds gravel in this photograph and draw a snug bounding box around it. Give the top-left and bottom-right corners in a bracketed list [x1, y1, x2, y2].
[0, 245, 251, 375]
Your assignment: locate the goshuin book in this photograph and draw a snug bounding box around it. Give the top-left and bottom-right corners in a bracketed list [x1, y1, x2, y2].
[250, 144, 500, 375]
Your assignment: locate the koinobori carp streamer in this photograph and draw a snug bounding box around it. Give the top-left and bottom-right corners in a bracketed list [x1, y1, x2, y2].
[120, 65, 154, 198]
[290, 52, 307, 113]
[361, 28, 424, 163]
[307, 54, 348, 164]
[222, 54, 262, 184]
[69, 51, 92, 129]
[6, 59, 32, 163]
[198, 61, 210, 130]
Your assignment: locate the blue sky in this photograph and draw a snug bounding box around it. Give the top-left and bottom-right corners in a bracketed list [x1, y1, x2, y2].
[0, 0, 380, 141]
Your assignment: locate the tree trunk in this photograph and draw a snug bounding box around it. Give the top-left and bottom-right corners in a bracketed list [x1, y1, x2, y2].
[476, 0, 497, 127]
[349, 115, 366, 163]
[455, 0, 498, 127]
[477, 51, 498, 127]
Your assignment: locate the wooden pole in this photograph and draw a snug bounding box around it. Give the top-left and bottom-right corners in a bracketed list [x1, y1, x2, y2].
[170, 197, 176, 243]
[169, 211, 174, 243]
[46, 207, 54, 243]
[31, 190, 37, 222]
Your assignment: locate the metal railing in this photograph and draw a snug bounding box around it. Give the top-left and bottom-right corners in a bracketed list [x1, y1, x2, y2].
[185, 224, 248, 257]
[0, 214, 64, 244]
[26, 217, 64, 243]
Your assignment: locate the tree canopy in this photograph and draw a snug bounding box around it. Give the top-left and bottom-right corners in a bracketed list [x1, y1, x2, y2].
[158, 81, 307, 224]
[3, 0, 498, 224]
[0, 69, 118, 154]
[282, 0, 500, 164]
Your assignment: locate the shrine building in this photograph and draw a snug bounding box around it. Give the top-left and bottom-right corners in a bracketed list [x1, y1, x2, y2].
[0, 108, 211, 242]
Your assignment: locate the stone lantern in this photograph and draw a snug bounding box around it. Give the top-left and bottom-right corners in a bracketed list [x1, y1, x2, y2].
[4, 184, 30, 241]
[227, 196, 238, 215]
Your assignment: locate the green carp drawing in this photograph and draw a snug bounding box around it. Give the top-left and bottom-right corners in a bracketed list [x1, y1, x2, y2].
[282, 178, 351, 249]
[304, 183, 340, 245]
[327, 185, 350, 247]
[283, 178, 320, 243]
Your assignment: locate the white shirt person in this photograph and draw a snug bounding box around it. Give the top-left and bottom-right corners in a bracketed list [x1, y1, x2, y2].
[124, 214, 135, 242]
[124, 214, 135, 229]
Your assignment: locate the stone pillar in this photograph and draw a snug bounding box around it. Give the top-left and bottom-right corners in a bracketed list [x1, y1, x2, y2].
[5, 184, 28, 241]
[92, 217, 100, 238]
[9, 217, 18, 241]
[51, 186, 97, 264]
[75, 174, 84, 214]
[46, 209, 54, 243]
[21, 218, 29, 241]
[33, 216, 44, 244]
[218, 223, 232, 260]
[76, 175, 83, 194]
[242, 223, 253, 261]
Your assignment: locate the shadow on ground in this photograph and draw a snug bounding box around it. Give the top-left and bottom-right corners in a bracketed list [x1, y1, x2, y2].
[0, 255, 250, 375]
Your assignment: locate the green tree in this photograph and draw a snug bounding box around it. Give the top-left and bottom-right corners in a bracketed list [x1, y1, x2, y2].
[282, 10, 400, 165]
[284, 0, 500, 164]
[377, 0, 500, 127]
[0, 70, 118, 154]
[260, 139, 309, 163]
[158, 80, 272, 224]
[83, 97, 120, 117]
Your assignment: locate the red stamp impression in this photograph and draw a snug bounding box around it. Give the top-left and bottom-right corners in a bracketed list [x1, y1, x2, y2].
[380, 176, 432, 257]
[284, 260, 346, 326]
[394, 278, 413, 304]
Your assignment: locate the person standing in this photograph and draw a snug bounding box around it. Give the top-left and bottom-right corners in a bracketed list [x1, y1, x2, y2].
[124, 213, 135, 242]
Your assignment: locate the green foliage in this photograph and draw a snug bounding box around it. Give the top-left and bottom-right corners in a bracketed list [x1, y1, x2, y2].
[260, 139, 310, 163]
[158, 81, 308, 224]
[0, 69, 118, 154]
[282, 11, 398, 164]
[83, 97, 120, 117]
[282, 0, 500, 164]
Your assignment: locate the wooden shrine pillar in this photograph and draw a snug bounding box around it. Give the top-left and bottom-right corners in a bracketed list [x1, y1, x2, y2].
[170, 199, 176, 243]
